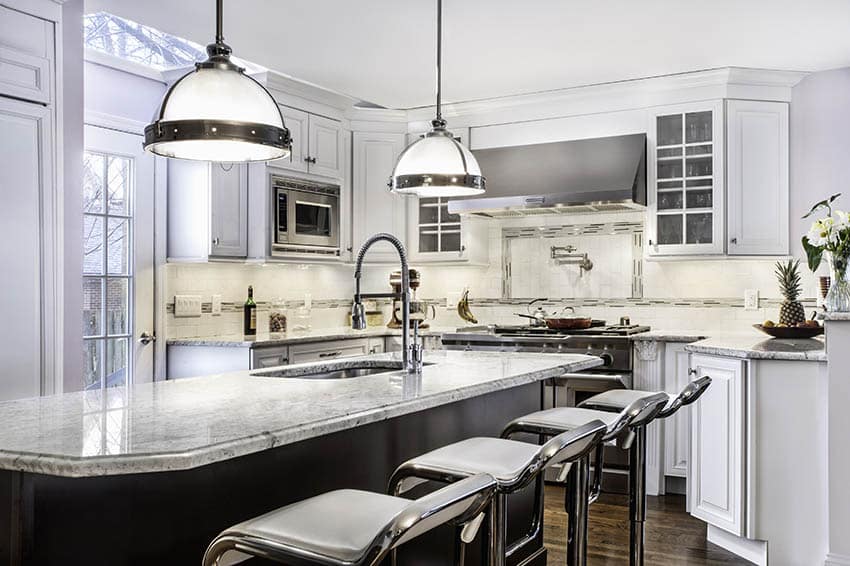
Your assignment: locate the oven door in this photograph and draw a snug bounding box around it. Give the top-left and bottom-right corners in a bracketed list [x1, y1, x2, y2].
[286, 189, 339, 248]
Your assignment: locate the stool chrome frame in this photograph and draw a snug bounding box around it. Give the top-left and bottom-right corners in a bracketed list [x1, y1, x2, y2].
[502, 392, 669, 566]
[388, 420, 608, 566]
[579, 376, 712, 566]
[203, 473, 497, 566]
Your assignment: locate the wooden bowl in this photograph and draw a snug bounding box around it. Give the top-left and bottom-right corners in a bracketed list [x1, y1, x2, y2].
[753, 324, 824, 339]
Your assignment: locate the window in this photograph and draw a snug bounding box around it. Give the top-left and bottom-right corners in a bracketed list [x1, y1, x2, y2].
[83, 151, 134, 391]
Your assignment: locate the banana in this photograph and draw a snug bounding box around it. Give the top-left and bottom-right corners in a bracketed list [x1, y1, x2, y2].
[457, 288, 478, 324]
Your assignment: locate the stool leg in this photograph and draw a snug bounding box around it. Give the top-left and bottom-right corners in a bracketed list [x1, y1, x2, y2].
[629, 426, 647, 566]
[489, 492, 507, 566]
[565, 455, 590, 566]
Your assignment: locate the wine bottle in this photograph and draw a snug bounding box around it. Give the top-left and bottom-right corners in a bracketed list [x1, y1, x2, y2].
[243, 286, 257, 336]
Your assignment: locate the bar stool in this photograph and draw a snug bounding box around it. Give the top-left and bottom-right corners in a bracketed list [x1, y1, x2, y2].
[501, 392, 670, 566]
[388, 420, 608, 566]
[202, 472, 497, 566]
[578, 376, 712, 566]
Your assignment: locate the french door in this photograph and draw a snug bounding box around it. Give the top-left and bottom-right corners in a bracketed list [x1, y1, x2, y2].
[82, 125, 155, 390]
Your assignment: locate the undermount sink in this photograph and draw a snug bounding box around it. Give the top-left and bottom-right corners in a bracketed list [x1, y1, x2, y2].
[251, 361, 432, 380]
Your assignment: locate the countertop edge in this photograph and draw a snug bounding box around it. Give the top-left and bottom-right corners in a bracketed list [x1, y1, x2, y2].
[684, 342, 827, 362]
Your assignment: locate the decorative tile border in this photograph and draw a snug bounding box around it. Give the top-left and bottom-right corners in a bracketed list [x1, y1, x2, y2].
[502, 221, 644, 240]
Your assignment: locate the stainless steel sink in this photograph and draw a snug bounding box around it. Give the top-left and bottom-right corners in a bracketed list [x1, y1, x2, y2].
[251, 361, 432, 380]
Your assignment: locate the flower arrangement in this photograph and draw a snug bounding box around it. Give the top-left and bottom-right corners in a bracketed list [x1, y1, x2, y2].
[802, 193, 850, 311]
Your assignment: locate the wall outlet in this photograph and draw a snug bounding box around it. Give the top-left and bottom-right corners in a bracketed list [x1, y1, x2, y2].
[744, 289, 759, 310]
[174, 294, 202, 317]
[211, 294, 222, 316]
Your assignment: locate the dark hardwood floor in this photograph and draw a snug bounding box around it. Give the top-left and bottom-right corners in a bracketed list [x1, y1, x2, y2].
[542, 485, 750, 565]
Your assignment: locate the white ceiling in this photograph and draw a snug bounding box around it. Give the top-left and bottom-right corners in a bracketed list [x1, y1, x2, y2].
[86, 0, 850, 109]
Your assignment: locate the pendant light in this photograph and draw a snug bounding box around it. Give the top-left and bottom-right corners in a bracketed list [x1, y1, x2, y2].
[388, 0, 485, 197]
[144, 0, 291, 162]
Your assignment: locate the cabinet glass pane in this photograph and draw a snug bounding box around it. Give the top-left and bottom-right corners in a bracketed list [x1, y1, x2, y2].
[686, 213, 713, 244]
[686, 144, 712, 156]
[657, 215, 683, 245]
[685, 111, 712, 144]
[657, 147, 682, 159]
[685, 156, 712, 178]
[419, 203, 439, 224]
[657, 115, 682, 146]
[657, 160, 682, 180]
[686, 189, 713, 209]
[686, 178, 712, 188]
[658, 180, 682, 190]
[658, 191, 683, 210]
[440, 205, 460, 223]
[442, 231, 461, 252]
[419, 229, 438, 253]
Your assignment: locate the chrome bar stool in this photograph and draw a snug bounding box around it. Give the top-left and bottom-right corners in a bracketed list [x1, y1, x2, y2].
[388, 420, 608, 566]
[579, 375, 712, 566]
[502, 392, 669, 566]
[202, 473, 497, 566]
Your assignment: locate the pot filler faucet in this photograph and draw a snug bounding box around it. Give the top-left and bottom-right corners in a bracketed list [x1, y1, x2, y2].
[351, 233, 423, 374]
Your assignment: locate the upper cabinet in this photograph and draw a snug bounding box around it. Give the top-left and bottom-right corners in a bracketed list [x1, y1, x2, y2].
[275, 106, 342, 179]
[726, 100, 789, 256]
[0, 5, 53, 104]
[167, 161, 249, 261]
[647, 99, 790, 258]
[647, 101, 725, 256]
[351, 132, 407, 262]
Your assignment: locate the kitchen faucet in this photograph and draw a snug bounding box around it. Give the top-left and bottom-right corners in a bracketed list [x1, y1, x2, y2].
[351, 233, 422, 374]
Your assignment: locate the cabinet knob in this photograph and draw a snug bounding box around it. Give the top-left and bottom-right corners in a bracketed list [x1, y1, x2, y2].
[688, 368, 698, 376]
[304, 156, 317, 164]
[212, 237, 220, 246]
[730, 237, 738, 244]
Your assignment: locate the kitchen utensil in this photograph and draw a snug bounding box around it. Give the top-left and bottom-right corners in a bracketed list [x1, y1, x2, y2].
[752, 323, 824, 339]
[542, 306, 593, 330]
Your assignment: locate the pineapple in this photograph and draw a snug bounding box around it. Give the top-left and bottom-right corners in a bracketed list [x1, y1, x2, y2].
[776, 259, 806, 326]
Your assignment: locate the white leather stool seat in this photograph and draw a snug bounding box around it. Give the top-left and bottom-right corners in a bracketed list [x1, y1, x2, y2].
[582, 389, 673, 412]
[515, 407, 619, 431]
[226, 489, 410, 563]
[402, 437, 541, 484]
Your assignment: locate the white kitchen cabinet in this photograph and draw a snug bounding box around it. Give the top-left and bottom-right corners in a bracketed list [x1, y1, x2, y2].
[168, 161, 249, 261]
[647, 101, 725, 256]
[276, 106, 342, 179]
[352, 132, 407, 262]
[0, 96, 54, 400]
[688, 354, 745, 536]
[251, 345, 290, 369]
[726, 100, 789, 256]
[0, 5, 53, 104]
[663, 343, 691, 478]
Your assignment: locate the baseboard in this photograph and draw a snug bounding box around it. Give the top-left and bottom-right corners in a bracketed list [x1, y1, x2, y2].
[825, 552, 850, 565]
[706, 525, 767, 566]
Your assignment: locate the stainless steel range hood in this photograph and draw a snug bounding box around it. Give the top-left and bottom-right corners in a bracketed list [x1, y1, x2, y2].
[447, 133, 646, 218]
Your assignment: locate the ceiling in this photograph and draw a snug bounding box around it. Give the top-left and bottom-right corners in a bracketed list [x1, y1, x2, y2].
[86, 0, 850, 109]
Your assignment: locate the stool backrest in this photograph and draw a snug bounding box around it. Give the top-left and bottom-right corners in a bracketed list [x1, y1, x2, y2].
[371, 473, 496, 563]
[658, 375, 712, 418]
[605, 391, 669, 438]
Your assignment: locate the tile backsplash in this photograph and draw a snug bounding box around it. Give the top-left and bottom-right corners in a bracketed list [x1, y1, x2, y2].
[165, 211, 822, 338]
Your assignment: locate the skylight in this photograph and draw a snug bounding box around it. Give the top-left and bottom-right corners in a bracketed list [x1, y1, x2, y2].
[83, 12, 206, 71]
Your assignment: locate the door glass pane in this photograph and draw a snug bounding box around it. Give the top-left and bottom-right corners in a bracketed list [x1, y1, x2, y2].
[657, 115, 682, 146]
[686, 213, 713, 244]
[84, 339, 103, 390]
[106, 338, 128, 388]
[83, 278, 103, 337]
[107, 156, 131, 215]
[657, 215, 683, 245]
[83, 153, 105, 213]
[107, 218, 130, 274]
[658, 191, 683, 210]
[685, 111, 712, 144]
[106, 279, 129, 334]
[83, 215, 104, 275]
[686, 190, 713, 209]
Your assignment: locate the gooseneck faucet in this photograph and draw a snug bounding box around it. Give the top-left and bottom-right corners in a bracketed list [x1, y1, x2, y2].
[351, 233, 422, 373]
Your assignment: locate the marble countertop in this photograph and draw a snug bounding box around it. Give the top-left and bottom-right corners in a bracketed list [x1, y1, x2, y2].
[167, 326, 455, 348]
[631, 330, 707, 343]
[684, 334, 826, 361]
[821, 312, 850, 321]
[0, 351, 601, 478]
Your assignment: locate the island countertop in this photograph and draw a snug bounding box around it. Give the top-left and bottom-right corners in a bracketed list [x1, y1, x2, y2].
[0, 350, 601, 478]
[166, 326, 454, 348]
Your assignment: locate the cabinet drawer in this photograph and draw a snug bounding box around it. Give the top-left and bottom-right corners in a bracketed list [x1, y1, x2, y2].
[289, 339, 369, 364]
[251, 346, 290, 369]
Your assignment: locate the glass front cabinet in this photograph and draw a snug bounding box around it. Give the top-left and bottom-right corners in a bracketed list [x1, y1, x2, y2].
[647, 101, 725, 256]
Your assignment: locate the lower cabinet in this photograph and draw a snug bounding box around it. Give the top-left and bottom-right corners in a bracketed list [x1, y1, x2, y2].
[288, 339, 369, 365]
[688, 354, 746, 536]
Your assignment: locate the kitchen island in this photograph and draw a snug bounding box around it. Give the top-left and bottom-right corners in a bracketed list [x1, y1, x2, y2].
[0, 350, 601, 565]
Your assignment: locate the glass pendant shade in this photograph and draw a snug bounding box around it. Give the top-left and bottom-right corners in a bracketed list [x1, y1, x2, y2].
[390, 126, 485, 197]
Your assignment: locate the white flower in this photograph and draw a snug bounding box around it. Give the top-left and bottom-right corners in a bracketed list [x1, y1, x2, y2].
[807, 217, 837, 247]
[836, 210, 850, 231]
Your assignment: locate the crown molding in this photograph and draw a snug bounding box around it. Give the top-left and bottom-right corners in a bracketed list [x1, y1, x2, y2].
[261, 70, 357, 115]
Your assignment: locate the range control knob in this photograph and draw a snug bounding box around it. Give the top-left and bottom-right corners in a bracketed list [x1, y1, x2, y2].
[599, 353, 614, 366]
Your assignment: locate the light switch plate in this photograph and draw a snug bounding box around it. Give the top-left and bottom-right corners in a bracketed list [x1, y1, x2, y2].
[744, 289, 759, 310]
[211, 294, 222, 316]
[174, 294, 202, 317]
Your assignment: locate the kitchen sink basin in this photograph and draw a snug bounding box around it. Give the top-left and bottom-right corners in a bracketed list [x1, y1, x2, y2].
[250, 361, 432, 380]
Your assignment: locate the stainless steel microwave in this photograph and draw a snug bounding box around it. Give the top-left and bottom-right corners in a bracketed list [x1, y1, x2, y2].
[271, 176, 340, 254]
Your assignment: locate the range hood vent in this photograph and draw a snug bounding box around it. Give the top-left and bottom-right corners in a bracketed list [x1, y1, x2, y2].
[447, 133, 647, 217]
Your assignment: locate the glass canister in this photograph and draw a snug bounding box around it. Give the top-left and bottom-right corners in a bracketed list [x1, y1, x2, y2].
[268, 298, 287, 333]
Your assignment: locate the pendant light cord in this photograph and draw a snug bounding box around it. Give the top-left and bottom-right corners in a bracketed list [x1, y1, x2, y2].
[215, 0, 224, 44]
[435, 0, 443, 122]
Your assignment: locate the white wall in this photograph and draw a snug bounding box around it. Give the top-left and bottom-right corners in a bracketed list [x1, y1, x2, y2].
[84, 61, 166, 126]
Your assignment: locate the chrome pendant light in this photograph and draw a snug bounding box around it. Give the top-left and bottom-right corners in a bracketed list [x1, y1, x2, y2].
[144, 0, 291, 162]
[388, 0, 485, 197]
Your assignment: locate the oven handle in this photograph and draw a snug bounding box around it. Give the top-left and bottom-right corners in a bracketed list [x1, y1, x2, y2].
[554, 372, 630, 384]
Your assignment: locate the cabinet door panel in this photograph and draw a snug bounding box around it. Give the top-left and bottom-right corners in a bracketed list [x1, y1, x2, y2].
[0, 5, 52, 104]
[278, 106, 309, 173]
[689, 354, 745, 535]
[209, 164, 248, 257]
[726, 100, 789, 255]
[308, 114, 342, 178]
[664, 344, 691, 477]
